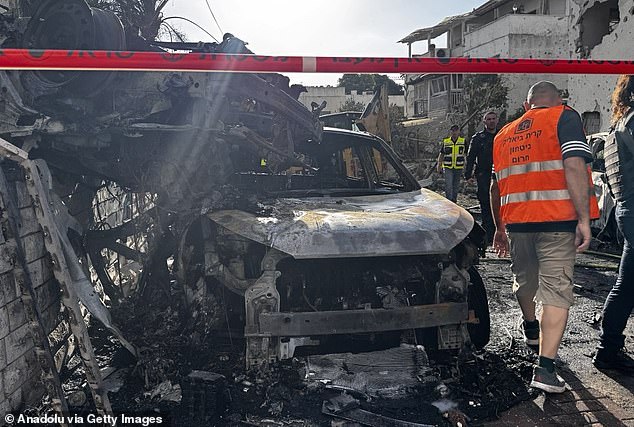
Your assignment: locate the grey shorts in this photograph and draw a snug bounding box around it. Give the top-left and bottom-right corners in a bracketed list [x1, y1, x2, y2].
[508, 231, 576, 309]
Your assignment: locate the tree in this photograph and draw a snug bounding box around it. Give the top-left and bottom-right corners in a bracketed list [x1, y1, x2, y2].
[338, 74, 403, 95]
[339, 99, 365, 112]
[87, 0, 169, 40]
[462, 74, 508, 137]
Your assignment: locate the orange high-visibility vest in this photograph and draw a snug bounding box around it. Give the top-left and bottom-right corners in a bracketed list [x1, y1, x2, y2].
[493, 105, 599, 224]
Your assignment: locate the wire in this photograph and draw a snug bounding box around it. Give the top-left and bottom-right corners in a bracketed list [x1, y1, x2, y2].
[161, 16, 219, 42]
[160, 22, 186, 43]
[204, 0, 224, 36]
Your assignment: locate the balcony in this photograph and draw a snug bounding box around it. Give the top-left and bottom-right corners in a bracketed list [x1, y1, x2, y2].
[450, 90, 464, 112]
[464, 14, 568, 57]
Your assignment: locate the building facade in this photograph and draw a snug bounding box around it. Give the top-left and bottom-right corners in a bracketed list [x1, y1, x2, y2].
[400, 0, 569, 119]
[566, 0, 621, 134]
[298, 86, 405, 115]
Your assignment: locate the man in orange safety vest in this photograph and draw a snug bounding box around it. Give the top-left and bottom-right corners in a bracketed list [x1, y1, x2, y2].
[490, 81, 599, 393]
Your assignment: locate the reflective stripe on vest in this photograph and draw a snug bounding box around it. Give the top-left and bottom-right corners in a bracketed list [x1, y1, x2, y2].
[501, 189, 571, 206]
[496, 159, 563, 181]
[442, 137, 466, 169]
[493, 105, 599, 224]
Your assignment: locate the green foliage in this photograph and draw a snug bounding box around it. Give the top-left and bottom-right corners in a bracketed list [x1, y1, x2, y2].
[337, 74, 404, 95]
[463, 74, 508, 116]
[463, 74, 508, 135]
[338, 99, 366, 112]
[389, 104, 404, 123]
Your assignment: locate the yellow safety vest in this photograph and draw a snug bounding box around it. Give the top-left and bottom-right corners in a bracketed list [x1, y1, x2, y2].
[442, 137, 466, 169]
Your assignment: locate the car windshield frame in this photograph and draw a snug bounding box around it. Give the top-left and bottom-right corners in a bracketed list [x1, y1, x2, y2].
[231, 129, 420, 197]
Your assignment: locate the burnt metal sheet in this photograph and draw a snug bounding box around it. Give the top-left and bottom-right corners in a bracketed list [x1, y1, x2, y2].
[208, 189, 474, 259]
[309, 346, 433, 401]
[257, 303, 468, 337]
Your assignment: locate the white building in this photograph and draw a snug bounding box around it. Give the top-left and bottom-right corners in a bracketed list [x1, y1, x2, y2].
[298, 86, 405, 115]
[566, 0, 622, 134]
[399, 0, 569, 119]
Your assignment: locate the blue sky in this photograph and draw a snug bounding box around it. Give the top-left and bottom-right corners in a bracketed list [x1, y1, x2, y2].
[162, 0, 482, 86]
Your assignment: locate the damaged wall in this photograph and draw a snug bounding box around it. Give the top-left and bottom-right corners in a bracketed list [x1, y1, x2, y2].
[464, 13, 569, 112]
[567, 0, 627, 132]
[0, 165, 62, 414]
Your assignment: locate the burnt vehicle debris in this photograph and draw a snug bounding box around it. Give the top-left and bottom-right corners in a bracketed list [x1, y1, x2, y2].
[0, 0, 491, 420]
[179, 127, 490, 367]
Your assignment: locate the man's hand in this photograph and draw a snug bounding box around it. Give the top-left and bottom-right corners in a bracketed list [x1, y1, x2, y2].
[575, 220, 592, 253]
[563, 156, 592, 252]
[493, 229, 509, 257]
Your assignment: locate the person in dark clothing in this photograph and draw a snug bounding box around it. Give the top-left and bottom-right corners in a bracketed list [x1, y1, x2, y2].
[464, 111, 498, 245]
[593, 74, 634, 373]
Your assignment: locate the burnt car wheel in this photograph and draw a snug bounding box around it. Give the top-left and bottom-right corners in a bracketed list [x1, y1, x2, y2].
[467, 266, 490, 350]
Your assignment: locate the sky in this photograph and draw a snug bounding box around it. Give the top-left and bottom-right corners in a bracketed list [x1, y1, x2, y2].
[161, 0, 482, 87]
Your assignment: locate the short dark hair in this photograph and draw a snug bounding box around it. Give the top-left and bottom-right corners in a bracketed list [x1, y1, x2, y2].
[450, 124, 459, 130]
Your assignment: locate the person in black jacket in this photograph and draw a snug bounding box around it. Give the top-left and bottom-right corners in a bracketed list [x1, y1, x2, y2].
[464, 111, 498, 245]
[593, 75, 634, 372]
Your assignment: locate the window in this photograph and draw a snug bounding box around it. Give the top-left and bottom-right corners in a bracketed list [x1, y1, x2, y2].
[430, 77, 448, 96]
[582, 111, 601, 135]
[342, 148, 365, 180]
[451, 74, 463, 90]
[318, 146, 369, 189]
[371, 148, 404, 189]
[416, 84, 426, 98]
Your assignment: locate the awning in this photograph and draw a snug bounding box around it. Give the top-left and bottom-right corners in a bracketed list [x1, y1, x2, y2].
[398, 12, 473, 44]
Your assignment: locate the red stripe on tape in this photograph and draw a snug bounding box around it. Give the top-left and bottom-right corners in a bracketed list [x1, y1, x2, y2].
[0, 49, 632, 74]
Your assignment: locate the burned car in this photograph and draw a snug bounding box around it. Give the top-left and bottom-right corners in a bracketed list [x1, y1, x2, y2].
[0, 0, 489, 371]
[178, 127, 490, 367]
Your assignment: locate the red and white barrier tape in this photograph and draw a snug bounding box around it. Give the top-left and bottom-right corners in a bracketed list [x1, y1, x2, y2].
[0, 49, 633, 74]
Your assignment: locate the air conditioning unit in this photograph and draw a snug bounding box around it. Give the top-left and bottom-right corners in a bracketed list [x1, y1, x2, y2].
[435, 48, 450, 58]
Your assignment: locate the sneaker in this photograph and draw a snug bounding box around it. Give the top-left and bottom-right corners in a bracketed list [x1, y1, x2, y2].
[521, 319, 539, 346]
[530, 366, 566, 393]
[593, 348, 634, 372]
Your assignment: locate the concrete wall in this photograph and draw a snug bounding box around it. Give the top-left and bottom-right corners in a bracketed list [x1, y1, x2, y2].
[464, 14, 568, 54]
[464, 13, 569, 115]
[0, 166, 61, 416]
[298, 86, 405, 115]
[566, 0, 628, 132]
[404, 79, 424, 118]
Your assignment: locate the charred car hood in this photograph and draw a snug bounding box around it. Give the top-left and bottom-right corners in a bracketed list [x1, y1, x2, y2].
[207, 189, 474, 259]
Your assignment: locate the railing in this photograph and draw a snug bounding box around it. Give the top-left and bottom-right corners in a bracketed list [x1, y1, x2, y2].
[450, 90, 464, 112]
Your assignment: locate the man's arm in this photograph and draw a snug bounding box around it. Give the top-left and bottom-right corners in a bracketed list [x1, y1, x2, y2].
[489, 177, 509, 257]
[464, 136, 479, 180]
[563, 156, 592, 252]
[558, 108, 593, 252]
